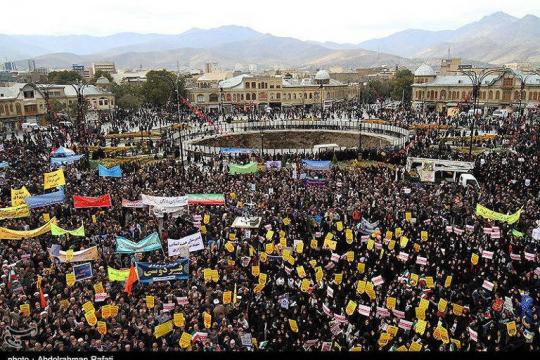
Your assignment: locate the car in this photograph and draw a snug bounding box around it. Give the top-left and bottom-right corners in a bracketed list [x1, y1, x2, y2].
[58, 121, 73, 127]
[492, 109, 509, 119]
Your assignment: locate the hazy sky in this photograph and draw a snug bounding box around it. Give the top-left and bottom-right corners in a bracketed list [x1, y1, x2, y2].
[5, 0, 540, 43]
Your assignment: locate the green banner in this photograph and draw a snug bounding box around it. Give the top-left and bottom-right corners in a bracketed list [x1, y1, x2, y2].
[228, 162, 258, 175]
[475, 204, 522, 225]
[107, 266, 130, 281]
[50, 223, 85, 237]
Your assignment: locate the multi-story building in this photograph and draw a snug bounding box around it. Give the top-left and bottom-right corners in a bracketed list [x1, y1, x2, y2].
[186, 70, 358, 113]
[411, 62, 540, 115]
[0, 82, 114, 131]
[91, 62, 117, 76]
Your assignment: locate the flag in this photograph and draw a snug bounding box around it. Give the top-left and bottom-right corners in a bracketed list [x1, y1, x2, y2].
[124, 263, 138, 296]
[39, 287, 47, 308]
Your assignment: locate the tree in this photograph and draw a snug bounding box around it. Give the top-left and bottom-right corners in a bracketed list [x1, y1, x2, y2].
[91, 70, 113, 84]
[47, 70, 83, 85]
[142, 70, 185, 107]
[391, 69, 414, 105]
[112, 83, 144, 111]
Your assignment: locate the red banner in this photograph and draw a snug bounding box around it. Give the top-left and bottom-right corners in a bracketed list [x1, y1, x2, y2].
[74, 194, 112, 209]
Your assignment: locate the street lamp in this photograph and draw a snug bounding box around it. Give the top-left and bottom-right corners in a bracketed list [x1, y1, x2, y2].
[459, 65, 506, 158]
[220, 87, 224, 122]
[69, 81, 89, 144]
[320, 84, 324, 121]
[511, 69, 540, 125]
[27, 82, 55, 129]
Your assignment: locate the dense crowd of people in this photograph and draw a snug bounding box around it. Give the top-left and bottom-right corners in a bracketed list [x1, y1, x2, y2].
[0, 105, 539, 352]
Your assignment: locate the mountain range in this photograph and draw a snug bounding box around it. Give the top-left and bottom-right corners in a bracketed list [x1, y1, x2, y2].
[1, 12, 539, 71]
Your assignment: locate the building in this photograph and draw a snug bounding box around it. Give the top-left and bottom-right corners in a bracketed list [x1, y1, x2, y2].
[186, 69, 358, 113]
[91, 62, 117, 76]
[330, 66, 399, 84]
[0, 83, 114, 131]
[411, 62, 540, 114]
[27, 60, 36, 72]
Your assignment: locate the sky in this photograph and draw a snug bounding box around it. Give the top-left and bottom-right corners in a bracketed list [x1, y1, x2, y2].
[4, 0, 540, 43]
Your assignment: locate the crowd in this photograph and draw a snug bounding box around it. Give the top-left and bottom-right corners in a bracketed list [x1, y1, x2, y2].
[0, 107, 538, 353]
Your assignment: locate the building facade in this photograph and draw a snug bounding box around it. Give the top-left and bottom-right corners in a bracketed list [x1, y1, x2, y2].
[0, 83, 114, 131]
[186, 70, 358, 113]
[411, 63, 540, 115]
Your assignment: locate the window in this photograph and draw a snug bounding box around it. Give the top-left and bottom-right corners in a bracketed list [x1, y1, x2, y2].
[241, 94, 244, 101]
[293, 94, 296, 100]
[270, 85, 274, 89]
[440, 90, 446, 100]
[23, 90, 34, 99]
[534, 92, 538, 101]
[252, 93, 256, 100]
[503, 78, 513, 87]
[246, 94, 251, 101]
[196, 95, 204, 102]
[514, 91, 520, 100]
[309, 93, 313, 99]
[209, 93, 219, 102]
[488, 91, 493, 100]
[277, 93, 281, 100]
[0, 104, 3, 114]
[251, 82, 256, 88]
[246, 82, 250, 89]
[226, 94, 231, 102]
[495, 91, 500, 100]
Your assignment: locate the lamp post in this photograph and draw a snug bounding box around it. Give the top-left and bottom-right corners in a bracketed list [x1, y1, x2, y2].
[320, 84, 324, 121]
[27, 82, 55, 130]
[70, 81, 89, 144]
[512, 70, 540, 126]
[220, 87, 224, 122]
[459, 65, 506, 159]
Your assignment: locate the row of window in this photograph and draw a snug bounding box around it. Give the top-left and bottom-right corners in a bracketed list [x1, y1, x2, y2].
[416, 89, 540, 102]
[197, 90, 347, 103]
[0, 97, 114, 116]
[244, 82, 281, 90]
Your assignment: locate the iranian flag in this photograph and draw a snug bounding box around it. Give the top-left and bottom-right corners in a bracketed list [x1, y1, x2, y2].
[187, 194, 225, 205]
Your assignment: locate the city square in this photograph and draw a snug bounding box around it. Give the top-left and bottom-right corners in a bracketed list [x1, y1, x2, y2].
[0, 0, 539, 355]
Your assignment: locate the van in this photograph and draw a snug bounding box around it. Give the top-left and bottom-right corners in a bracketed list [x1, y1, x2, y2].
[459, 173, 479, 188]
[21, 123, 39, 131]
[492, 109, 508, 119]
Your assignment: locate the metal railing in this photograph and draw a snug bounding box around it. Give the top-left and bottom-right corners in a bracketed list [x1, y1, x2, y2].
[180, 120, 410, 156]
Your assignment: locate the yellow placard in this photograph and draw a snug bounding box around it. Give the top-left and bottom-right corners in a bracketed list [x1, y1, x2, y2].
[345, 229, 353, 243]
[20, 304, 30, 316]
[203, 312, 212, 329]
[367, 239, 374, 250]
[385, 231, 393, 240]
[200, 225, 207, 234]
[295, 241, 304, 254]
[42, 213, 50, 222]
[65, 249, 74, 262]
[410, 273, 419, 286]
[471, 253, 479, 265]
[419, 298, 429, 310]
[356, 280, 366, 294]
[378, 332, 390, 347]
[203, 214, 210, 224]
[387, 325, 398, 337]
[259, 273, 267, 286]
[345, 300, 357, 316]
[334, 273, 343, 285]
[251, 265, 260, 277]
[415, 319, 427, 335]
[265, 230, 274, 241]
[66, 272, 75, 286]
[413, 243, 421, 253]
[44, 169, 66, 190]
[409, 341, 422, 352]
[425, 276, 435, 288]
[336, 222, 344, 232]
[110, 305, 119, 317]
[296, 266, 306, 278]
[154, 320, 173, 338]
[93, 282, 104, 294]
[345, 251, 354, 263]
[388, 240, 396, 250]
[421, 231, 428, 241]
[82, 301, 95, 314]
[300, 278, 310, 292]
[405, 212, 412, 222]
[280, 237, 287, 248]
[11, 187, 31, 207]
[223, 291, 232, 305]
[85, 310, 97, 326]
[323, 238, 337, 250]
[400, 236, 409, 248]
[210, 269, 219, 282]
[146, 295, 155, 309]
[315, 268, 323, 283]
[444, 275, 452, 287]
[288, 319, 299, 333]
[283, 217, 291, 225]
[438, 298, 448, 313]
[101, 305, 111, 319]
[225, 241, 235, 253]
[174, 312, 185, 327]
[386, 297, 396, 310]
[357, 262, 365, 273]
[452, 303, 463, 316]
[507, 321, 517, 336]
[265, 242, 274, 254]
[179, 332, 192, 349]
[97, 321, 107, 335]
[395, 227, 402, 237]
[415, 306, 426, 320]
[310, 239, 318, 249]
[259, 252, 267, 263]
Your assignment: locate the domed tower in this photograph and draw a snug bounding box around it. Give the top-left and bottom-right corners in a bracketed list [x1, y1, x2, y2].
[95, 76, 112, 90]
[414, 64, 436, 84]
[314, 69, 331, 85]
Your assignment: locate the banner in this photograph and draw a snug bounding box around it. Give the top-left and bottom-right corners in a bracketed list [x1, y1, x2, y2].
[73, 194, 112, 209]
[475, 204, 522, 224]
[121, 199, 146, 208]
[25, 189, 65, 209]
[232, 217, 262, 228]
[136, 259, 189, 284]
[304, 177, 326, 187]
[302, 160, 331, 171]
[228, 162, 258, 175]
[115, 232, 162, 254]
[220, 148, 254, 154]
[141, 194, 188, 209]
[50, 155, 84, 165]
[107, 267, 130, 281]
[48, 246, 99, 263]
[73, 262, 93, 281]
[168, 233, 204, 256]
[98, 164, 122, 178]
[11, 187, 30, 207]
[0, 205, 30, 220]
[51, 223, 85, 237]
[43, 169, 66, 190]
[265, 161, 282, 170]
[0, 218, 56, 240]
[186, 194, 225, 205]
